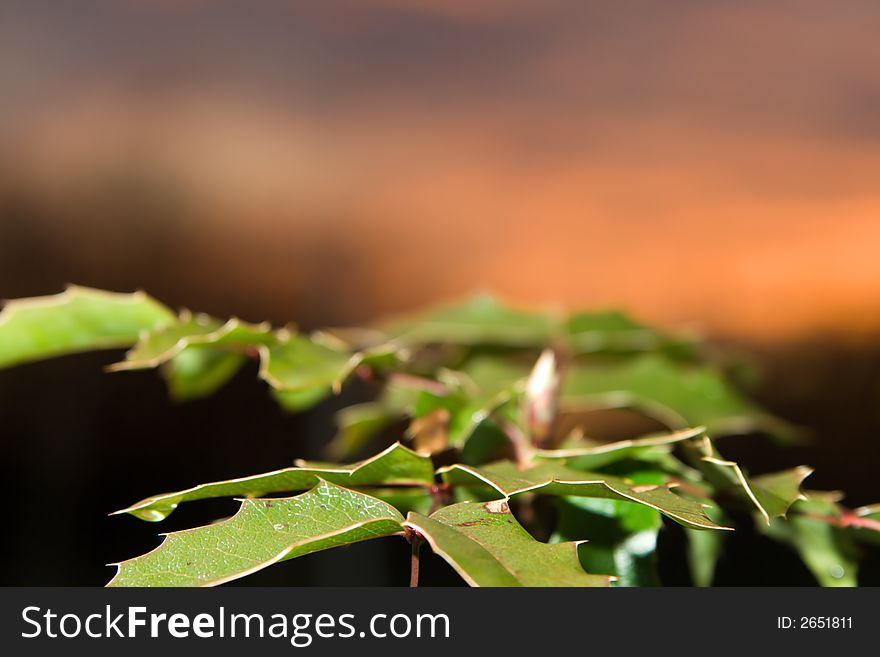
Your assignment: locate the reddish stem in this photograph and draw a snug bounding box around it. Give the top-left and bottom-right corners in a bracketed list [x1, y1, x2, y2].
[405, 528, 424, 588]
[804, 510, 880, 532]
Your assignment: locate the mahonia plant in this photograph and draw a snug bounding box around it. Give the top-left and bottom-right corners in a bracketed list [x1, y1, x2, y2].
[1, 286, 877, 587]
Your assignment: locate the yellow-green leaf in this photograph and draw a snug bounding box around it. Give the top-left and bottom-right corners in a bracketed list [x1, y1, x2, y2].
[438, 460, 728, 530]
[109, 482, 404, 587]
[259, 335, 352, 392]
[259, 337, 402, 410]
[534, 427, 706, 470]
[116, 443, 434, 521]
[565, 310, 696, 357]
[405, 500, 611, 587]
[562, 354, 791, 438]
[108, 311, 274, 371]
[0, 286, 175, 368]
[384, 295, 555, 347]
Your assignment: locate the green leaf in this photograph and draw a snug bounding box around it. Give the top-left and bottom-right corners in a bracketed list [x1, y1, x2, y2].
[448, 396, 518, 448]
[535, 426, 706, 470]
[258, 335, 353, 392]
[108, 481, 404, 587]
[431, 357, 528, 447]
[382, 297, 701, 359]
[349, 357, 526, 454]
[750, 467, 813, 519]
[553, 474, 664, 587]
[346, 342, 405, 373]
[685, 505, 730, 587]
[565, 310, 697, 357]
[109, 311, 263, 400]
[438, 460, 728, 530]
[452, 356, 530, 394]
[764, 500, 860, 587]
[0, 286, 175, 369]
[163, 348, 246, 401]
[110, 312, 359, 405]
[369, 488, 434, 515]
[562, 354, 789, 438]
[108, 312, 274, 371]
[327, 402, 400, 458]
[116, 443, 435, 521]
[685, 526, 725, 587]
[259, 337, 402, 412]
[687, 438, 811, 523]
[405, 500, 611, 586]
[384, 294, 555, 347]
[270, 386, 335, 412]
[257, 335, 359, 411]
[459, 420, 513, 465]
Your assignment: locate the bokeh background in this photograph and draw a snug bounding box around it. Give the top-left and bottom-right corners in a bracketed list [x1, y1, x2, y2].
[1, 0, 879, 585]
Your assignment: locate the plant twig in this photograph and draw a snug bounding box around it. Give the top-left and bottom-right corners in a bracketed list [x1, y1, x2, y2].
[405, 527, 424, 587]
[804, 510, 880, 532]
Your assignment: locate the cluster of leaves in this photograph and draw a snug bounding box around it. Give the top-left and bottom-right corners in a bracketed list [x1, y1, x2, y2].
[1, 286, 877, 587]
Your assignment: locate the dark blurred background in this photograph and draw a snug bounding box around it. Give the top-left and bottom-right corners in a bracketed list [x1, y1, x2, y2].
[1, 0, 879, 585]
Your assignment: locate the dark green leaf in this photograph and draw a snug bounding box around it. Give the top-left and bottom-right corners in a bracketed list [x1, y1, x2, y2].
[553, 473, 664, 586]
[685, 505, 730, 587]
[327, 403, 400, 458]
[764, 500, 859, 587]
[687, 438, 811, 523]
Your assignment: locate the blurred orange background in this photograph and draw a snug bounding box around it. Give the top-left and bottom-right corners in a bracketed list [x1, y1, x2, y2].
[2, 0, 880, 586]
[2, 0, 879, 337]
